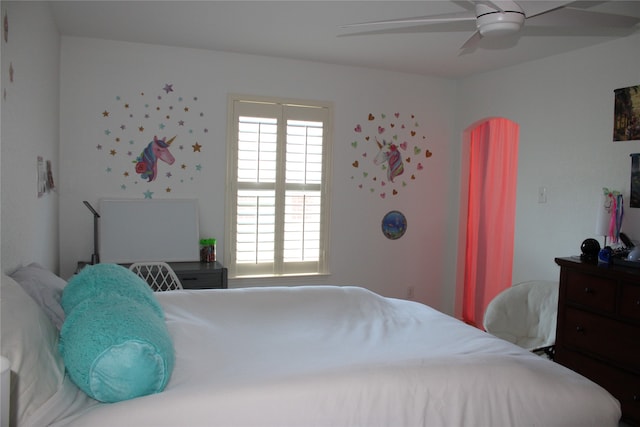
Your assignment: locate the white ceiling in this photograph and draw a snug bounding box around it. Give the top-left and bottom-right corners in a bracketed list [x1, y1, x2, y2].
[49, 1, 640, 79]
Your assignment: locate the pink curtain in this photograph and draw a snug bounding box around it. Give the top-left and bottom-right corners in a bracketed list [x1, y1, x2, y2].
[462, 118, 519, 327]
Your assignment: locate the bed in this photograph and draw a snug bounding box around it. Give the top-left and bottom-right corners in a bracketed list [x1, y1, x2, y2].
[1, 263, 621, 427]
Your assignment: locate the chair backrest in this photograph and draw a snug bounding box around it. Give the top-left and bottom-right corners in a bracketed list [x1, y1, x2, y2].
[483, 280, 559, 351]
[129, 262, 183, 292]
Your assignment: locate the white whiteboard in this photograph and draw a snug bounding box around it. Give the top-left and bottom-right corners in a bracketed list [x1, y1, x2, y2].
[99, 198, 199, 263]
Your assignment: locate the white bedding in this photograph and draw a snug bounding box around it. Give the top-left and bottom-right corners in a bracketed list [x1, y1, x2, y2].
[36, 286, 619, 427]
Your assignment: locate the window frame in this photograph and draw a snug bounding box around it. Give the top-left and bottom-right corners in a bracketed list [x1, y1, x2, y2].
[225, 94, 333, 278]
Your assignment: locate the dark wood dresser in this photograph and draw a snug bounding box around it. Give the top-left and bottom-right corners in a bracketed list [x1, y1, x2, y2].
[168, 261, 228, 289]
[554, 256, 640, 426]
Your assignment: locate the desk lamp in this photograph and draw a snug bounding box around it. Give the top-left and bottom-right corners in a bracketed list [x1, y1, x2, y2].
[83, 201, 100, 264]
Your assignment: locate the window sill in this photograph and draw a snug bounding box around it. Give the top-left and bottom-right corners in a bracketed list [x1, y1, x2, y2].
[228, 272, 332, 288]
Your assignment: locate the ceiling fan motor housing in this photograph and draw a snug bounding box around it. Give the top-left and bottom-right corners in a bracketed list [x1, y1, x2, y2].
[476, 1, 525, 38]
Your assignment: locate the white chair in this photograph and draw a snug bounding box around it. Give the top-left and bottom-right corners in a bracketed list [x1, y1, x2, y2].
[483, 280, 559, 358]
[129, 261, 183, 292]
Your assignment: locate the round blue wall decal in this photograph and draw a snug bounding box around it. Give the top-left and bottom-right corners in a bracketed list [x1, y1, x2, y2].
[381, 210, 407, 240]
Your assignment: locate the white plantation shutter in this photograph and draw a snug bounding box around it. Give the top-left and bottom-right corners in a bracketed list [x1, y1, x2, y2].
[227, 96, 332, 277]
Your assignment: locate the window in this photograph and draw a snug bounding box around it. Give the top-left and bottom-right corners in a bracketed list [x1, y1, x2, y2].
[226, 95, 332, 278]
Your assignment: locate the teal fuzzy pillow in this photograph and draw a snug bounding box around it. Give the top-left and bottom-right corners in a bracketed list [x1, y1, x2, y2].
[62, 263, 164, 319]
[59, 264, 174, 403]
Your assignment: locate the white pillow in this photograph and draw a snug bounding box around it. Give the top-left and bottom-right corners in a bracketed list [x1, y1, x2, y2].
[10, 262, 66, 330]
[0, 274, 66, 426]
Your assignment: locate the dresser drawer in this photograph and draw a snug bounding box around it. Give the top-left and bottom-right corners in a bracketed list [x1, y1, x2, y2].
[620, 283, 640, 322]
[177, 271, 225, 289]
[170, 261, 228, 289]
[565, 271, 616, 313]
[563, 307, 640, 368]
[556, 348, 640, 425]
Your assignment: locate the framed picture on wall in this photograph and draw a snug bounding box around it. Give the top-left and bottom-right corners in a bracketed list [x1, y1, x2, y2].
[631, 153, 639, 208]
[613, 85, 640, 141]
[37, 156, 46, 197]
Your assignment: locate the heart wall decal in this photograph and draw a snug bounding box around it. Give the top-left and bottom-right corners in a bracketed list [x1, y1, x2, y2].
[349, 111, 434, 198]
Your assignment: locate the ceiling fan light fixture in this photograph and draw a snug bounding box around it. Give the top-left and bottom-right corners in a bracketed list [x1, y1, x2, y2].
[477, 17, 524, 38]
[475, 2, 525, 38]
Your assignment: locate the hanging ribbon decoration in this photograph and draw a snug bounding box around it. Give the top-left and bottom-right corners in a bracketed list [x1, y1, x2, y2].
[608, 193, 617, 242]
[603, 188, 624, 244]
[615, 193, 624, 243]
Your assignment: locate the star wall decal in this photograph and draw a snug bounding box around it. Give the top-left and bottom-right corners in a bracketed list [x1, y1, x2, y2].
[98, 83, 209, 193]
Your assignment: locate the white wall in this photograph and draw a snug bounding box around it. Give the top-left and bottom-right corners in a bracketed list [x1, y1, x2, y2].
[449, 33, 640, 314]
[0, 1, 60, 274]
[59, 37, 457, 309]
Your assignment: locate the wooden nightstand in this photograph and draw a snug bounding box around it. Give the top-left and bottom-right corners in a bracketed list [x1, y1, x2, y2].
[168, 261, 228, 289]
[554, 256, 640, 426]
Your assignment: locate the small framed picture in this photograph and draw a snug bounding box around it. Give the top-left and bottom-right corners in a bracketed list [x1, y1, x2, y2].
[37, 156, 45, 197]
[613, 85, 640, 141]
[631, 153, 639, 208]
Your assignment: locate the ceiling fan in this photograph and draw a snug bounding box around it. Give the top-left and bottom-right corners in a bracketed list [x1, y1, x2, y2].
[340, 1, 640, 51]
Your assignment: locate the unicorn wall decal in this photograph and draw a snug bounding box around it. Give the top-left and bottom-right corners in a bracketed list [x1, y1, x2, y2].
[373, 138, 404, 183]
[134, 135, 176, 182]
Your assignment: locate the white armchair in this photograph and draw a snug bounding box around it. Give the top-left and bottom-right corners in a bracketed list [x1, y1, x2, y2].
[483, 280, 559, 357]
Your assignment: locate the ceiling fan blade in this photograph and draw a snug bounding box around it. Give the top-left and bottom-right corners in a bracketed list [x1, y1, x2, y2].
[340, 10, 475, 29]
[480, 1, 509, 13]
[526, 7, 640, 28]
[517, 23, 636, 38]
[518, 1, 575, 18]
[460, 30, 482, 50]
[338, 20, 478, 38]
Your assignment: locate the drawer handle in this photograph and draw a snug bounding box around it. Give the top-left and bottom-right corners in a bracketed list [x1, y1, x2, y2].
[181, 277, 198, 281]
[634, 395, 639, 402]
[575, 326, 585, 333]
[583, 287, 593, 294]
